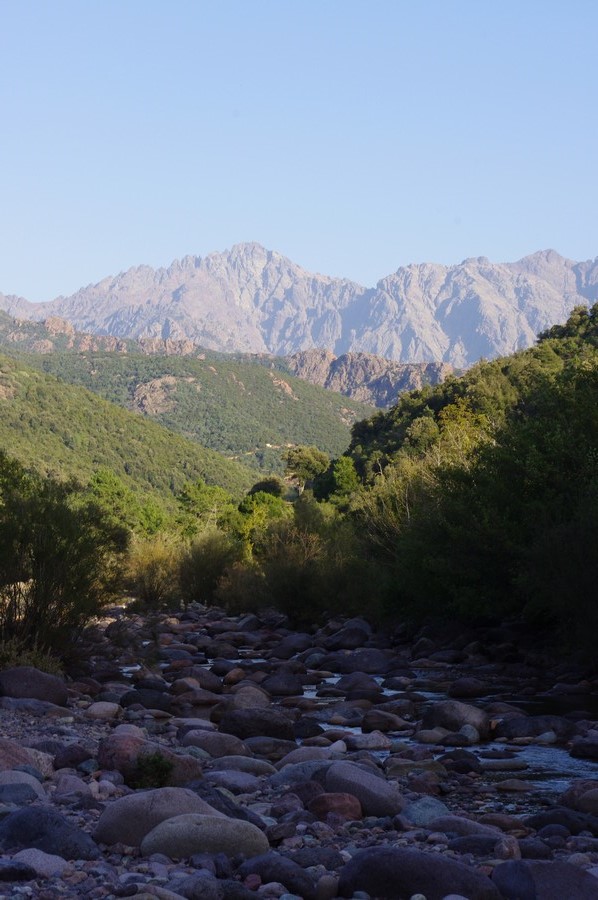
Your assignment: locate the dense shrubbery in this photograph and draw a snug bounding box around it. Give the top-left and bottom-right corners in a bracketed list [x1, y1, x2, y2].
[0, 453, 128, 655]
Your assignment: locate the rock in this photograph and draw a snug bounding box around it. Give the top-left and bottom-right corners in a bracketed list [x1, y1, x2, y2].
[496, 715, 574, 740]
[94, 786, 224, 846]
[318, 649, 391, 674]
[524, 807, 598, 836]
[0, 806, 99, 859]
[0, 666, 68, 706]
[204, 770, 262, 794]
[571, 738, 598, 760]
[337, 846, 501, 899]
[422, 699, 489, 739]
[260, 672, 304, 697]
[0, 738, 53, 776]
[219, 708, 295, 741]
[0, 860, 37, 881]
[307, 792, 362, 822]
[401, 796, 451, 827]
[238, 852, 317, 899]
[493, 860, 598, 899]
[13, 847, 72, 877]
[210, 756, 276, 776]
[97, 733, 203, 786]
[325, 762, 405, 817]
[181, 731, 249, 758]
[427, 815, 501, 837]
[448, 677, 487, 698]
[344, 731, 393, 751]
[85, 701, 122, 720]
[361, 709, 410, 732]
[140, 813, 269, 858]
[0, 770, 46, 801]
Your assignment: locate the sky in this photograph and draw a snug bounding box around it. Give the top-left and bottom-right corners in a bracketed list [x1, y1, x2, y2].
[1, 0, 597, 302]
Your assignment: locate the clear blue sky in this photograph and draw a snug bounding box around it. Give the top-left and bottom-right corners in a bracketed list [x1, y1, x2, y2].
[1, 0, 597, 301]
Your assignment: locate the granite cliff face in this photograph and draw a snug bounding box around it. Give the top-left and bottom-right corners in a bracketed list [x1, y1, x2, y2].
[2, 244, 597, 366]
[286, 350, 452, 407]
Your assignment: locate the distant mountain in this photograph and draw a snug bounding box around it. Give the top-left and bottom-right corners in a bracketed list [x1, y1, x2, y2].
[0, 309, 447, 409]
[2, 244, 597, 366]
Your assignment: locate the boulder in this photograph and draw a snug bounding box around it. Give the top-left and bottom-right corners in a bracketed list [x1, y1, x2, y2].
[493, 860, 598, 899]
[337, 846, 501, 899]
[140, 813, 269, 858]
[0, 667, 68, 706]
[219, 707, 295, 741]
[325, 762, 405, 817]
[423, 699, 489, 739]
[0, 807, 99, 860]
[94, 786, 224, 846]
[238, 851, 317, 899]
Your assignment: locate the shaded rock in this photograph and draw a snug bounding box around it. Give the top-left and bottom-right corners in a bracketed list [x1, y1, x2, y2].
[219, 707, 295, 741]
[318, 649, 391, 674]
[448, 677, 487, 698]
[94, 786, 224, 846]
[325, 762, 405, 817]
[0, 860, 37, 881]
[308, 792, 362, 822]
[260, 671, 304, 697]
[0, 666, 68, 706]
[337, 846, 501, 899]
[493, 859, 598, 899]
[244, 737, 297, 761]
[423, 699, 489, 739]
[210, 756, 276, 776]
[401, 796, 451, 827]
[181, 731, 249, 758]
[238, 851, 317, 900]
[13, 847, 71, 877]
[140, 813, 269, 858]
[571, 738, 598, 760]
[204, 770, 262, 794]
[0, 739, 53, 777]
[495, 715, 574, 740]
[427, 815, 501, 837]
[0, 806, 99, 859]
[524, 807, 598, 836]
[186, 781, 267, 828]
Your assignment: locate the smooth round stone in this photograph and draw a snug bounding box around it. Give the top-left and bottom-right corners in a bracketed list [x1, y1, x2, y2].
[140, 813, 269, 858]
[86, 701, 122, 720]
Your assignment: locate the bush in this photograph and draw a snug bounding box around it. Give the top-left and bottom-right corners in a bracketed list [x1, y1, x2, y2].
[0, 454, 128, 652]
[0, 638, 63, 675]
[126, 534, 183, 609]
[178, 529, 242, 605]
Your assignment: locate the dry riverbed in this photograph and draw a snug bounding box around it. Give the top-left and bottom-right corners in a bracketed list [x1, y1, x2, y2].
[0, 607, 597, 899]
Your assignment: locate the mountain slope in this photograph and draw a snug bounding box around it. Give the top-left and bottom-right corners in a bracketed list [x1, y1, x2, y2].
[15, 351, 374, 471]
[0, 353, 255, 500]
[2, 244, 598, 366]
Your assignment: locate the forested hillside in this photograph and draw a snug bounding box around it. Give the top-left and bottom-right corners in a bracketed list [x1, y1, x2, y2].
[0, 353, 255, 503]
[17, 351, 373, 471]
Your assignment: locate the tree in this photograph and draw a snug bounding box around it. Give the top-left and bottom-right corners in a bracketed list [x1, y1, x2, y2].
[282, 445, 329, 490]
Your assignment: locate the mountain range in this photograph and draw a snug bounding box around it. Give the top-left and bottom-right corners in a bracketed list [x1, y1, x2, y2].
[1, 243, 597, 366]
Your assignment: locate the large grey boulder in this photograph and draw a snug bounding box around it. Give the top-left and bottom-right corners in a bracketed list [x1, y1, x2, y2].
[0, 667, 68, 706]
[140, 813, 269, 858]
